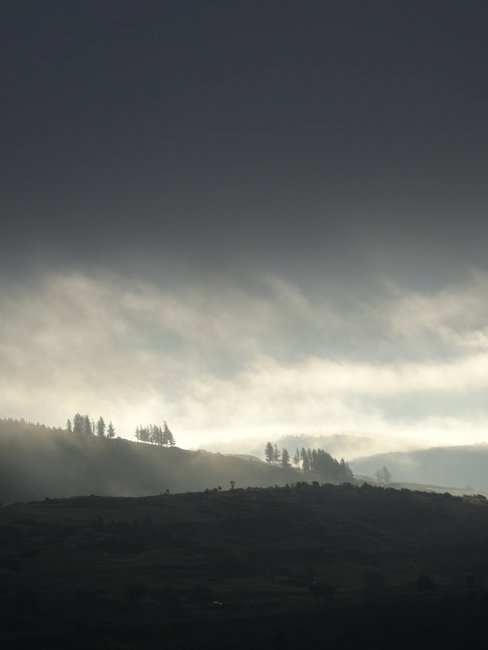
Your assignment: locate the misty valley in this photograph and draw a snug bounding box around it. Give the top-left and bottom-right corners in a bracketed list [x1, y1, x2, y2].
[2, 419, 488, 648]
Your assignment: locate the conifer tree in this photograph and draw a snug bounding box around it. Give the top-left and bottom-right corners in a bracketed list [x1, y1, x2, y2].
[73, 413, 84, 434]
[83, 415, 93, 435]
[293, 448, 300, 468]
[273, 444, 281, 464]
[96, 417, 106, 437]
[138, 426, 150, 443]
[106, 421, 115, 438]
[66, 419, 73, 433]
[163, 422, 175, 446]
[151, 425, 164, 446]
[307, 448, 314, 472]
[281, 448, 291, 468]
[265, 441, 274, 463]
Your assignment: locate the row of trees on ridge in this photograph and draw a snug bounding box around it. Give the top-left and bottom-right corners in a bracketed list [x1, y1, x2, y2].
[134, 422, 176, 447]
[264, 442, 353, 483]
[66, 415, 177, 447]
[67, 414, 115, 438]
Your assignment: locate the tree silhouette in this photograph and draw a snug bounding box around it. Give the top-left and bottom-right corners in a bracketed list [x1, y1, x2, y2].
[375, 466, 392, 484]
[301, 447, 310, 473]
[273, 444, 281, 464]
[73, 413, 84, 435]
[163, 421, 176, 446]
[293, 448, 300, 468]
[281, 448, 291, 468]
[96, 417, 105, 437]
[265, 442, 274, 463]
[135, 422, 176, 447]
[106, 421, 115, 438]
[83, 415, 92, 435]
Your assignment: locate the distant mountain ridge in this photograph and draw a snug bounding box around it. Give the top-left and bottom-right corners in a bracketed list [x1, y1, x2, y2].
[201, 432, 427, 461]
[351, 444, 488, 492]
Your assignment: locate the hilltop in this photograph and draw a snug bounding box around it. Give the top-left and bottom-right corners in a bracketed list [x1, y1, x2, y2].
[2, 484, 488, 648]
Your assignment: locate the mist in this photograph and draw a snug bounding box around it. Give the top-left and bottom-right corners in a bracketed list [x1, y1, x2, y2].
[2, 267, 488, 450]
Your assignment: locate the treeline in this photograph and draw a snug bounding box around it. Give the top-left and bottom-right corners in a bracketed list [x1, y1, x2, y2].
[5, 414, 177, 449]
[265, 441, 353, 483]
[0, 418, 64, 436]
[67, 414, 115, 438]
[134, 422, 176, 447]
[66, 415, 177, 448]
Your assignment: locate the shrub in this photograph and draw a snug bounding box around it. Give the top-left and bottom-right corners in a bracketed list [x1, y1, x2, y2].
[16, 586, 38, 612]
[365, 571, 386, 594]
[416, 574, 435, 591]
[188, 584, 215, 609]
[125, 583, 147, 605]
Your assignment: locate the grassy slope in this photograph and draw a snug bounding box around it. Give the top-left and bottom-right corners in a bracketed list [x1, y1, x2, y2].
[0, 423, 300, 504]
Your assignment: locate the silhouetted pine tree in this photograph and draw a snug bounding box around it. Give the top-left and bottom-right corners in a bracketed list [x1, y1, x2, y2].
[163, 422, 175, 446]
[73, 413, 84, 435]
[83, 415, 92, 435]
[293, 448, 300, 468]
[96, 417, 105, 437]
[265, 442, 274, 463]
[135, 422, 176, 447]
[281, 448, 291, 468]
[273, 444, 281, 464]
[151, 425, 164, 446]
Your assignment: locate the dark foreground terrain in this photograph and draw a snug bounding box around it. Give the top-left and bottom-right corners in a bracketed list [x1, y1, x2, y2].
[2, 483, 488, 649]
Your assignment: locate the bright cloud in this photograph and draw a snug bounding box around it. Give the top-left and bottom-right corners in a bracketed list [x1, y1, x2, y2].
[1, 269, 488, 448]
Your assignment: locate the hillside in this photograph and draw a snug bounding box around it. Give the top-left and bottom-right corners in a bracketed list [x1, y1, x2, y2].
[351, 444, 488, 492]
[0, 420, 304, 504]
[2, 485, 488, 648]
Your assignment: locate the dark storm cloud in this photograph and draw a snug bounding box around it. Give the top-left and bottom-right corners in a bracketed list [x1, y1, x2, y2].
[2, 2, 488, 448]
[1, 1, 488, 281]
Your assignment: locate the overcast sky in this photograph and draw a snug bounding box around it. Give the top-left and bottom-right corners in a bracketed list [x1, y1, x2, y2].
[2, 1, 488, 448]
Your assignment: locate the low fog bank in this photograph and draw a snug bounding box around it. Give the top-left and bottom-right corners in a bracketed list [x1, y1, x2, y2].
[199, 432, 432, 461]
[351, 445, 488, 492]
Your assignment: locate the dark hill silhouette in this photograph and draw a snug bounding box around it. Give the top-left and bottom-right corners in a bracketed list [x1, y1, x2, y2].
[351, 444, 488, 492]
[2, 483, 488, 648]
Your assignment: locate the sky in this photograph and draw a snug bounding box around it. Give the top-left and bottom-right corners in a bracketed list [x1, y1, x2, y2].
[1, 1, 488, 449]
